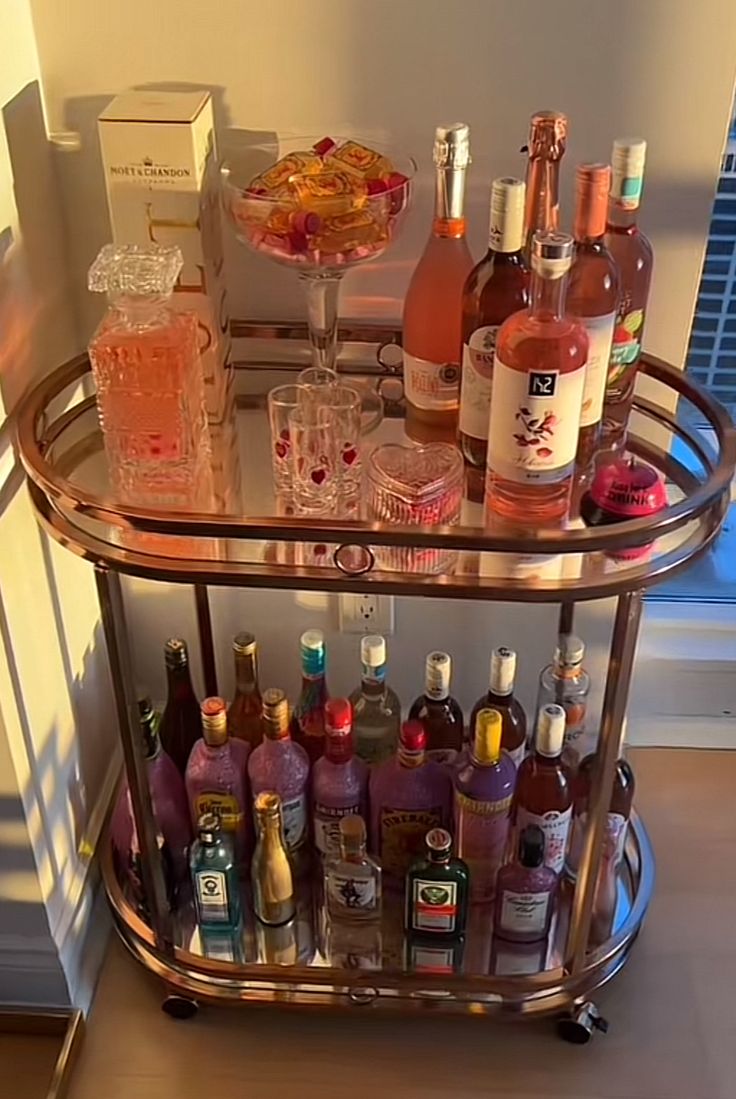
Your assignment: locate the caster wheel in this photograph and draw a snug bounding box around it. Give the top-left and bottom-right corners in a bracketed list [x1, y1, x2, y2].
[557, 1001, 609, 1044]
[162, 994, 199, 1020]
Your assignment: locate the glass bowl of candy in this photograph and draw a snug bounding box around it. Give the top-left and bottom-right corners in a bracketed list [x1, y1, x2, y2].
[221, 135, 415, 370]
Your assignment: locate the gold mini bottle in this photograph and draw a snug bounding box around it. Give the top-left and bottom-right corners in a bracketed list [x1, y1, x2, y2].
[251, 792, 296, 927]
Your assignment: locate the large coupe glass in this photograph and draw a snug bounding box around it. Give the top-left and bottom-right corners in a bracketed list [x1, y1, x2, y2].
[221, 135, 415, 371]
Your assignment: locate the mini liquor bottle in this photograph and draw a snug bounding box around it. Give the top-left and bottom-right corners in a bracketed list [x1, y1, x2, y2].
[405, 828, 469, 939]
[454, 708, 516, 901]
[536, 635, 591, 768]
[249, 688, 310, 857]
[512, 703, 573, 875]
[291, 629, 330, 763]
[469, 646, 527, 768]
[369, 721, 452, 880]
[227, 632, 263, 748]
[485, 231, 589, 524]
[185, 697, 251, 865]
[349, 634, 402, 765]
[190, 812, 241, 931]
[522, 111, 568, 258]
[408, 652, 464, 755]
[403, 124, 474, 444]
[493, 824, 558, 943]
[87, 243, 212, 508]
[111, 697, 192, 883]
[251, 792, 296, 927]
[603, 139, 653, 447]
[158, 638, 202, 776]
[312, 699, 368, 858]
[324, 814, 382, 922]
[567, 164, 620, 474]
[459, 177, 530, 478]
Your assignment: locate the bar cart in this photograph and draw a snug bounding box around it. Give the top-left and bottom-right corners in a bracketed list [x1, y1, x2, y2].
[15, 325, 736, 1041]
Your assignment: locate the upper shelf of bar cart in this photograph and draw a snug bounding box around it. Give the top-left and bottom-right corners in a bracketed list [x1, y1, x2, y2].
[15, 326, 736, 602]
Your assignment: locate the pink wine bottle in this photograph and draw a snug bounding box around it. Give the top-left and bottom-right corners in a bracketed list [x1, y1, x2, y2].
[311, 699, 368, 859]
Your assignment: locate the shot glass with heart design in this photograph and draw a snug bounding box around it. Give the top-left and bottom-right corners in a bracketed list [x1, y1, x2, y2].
[288, 403, 339, 515]
[267, 384, 307, 495]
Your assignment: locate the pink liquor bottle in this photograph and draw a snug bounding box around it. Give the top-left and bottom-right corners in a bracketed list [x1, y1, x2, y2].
[493, 823, 558, 942]
[87, 243, 212, 509]
[111, 697, 192, 883]
[185, 697, 251, 866]
[248, 688, 310, 858]
[454, 709, 516, 902]
[312, 699, 368, 859]
[369, 721, 452, 880]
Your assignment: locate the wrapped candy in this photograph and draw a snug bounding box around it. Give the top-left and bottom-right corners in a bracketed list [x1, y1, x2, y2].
[289, 169, 367, 216]
[316, 210, 387, 254]
[252, 152, 323, 194]
[331, 140, 393, 180]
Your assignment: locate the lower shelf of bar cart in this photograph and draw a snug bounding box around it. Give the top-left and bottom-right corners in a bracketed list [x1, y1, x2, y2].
[103, 810, 654, 1021]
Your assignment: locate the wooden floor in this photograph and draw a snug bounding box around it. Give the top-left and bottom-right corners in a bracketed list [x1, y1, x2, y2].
[0, 1033, 62, 1099]
[67, 749, 736, 1099]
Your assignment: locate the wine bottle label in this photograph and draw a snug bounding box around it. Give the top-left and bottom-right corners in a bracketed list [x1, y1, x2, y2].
[194, 792, 243, 832]
[380, 807, 443, 877]
[507, 742, 526, 769]
[411, 878, 459, 933]
[313, 800, 362, 856]
[195, 870, 230, 923]
[403, 351, 460, 411]
[607, 308, 645, 395]
[326, 871, 377, 913]
[579, 312, 616, 427]
[487, 357, 586, 484]
[459, 326, 499, 440]
[455, 791, 513, 901]
[281, 793, 308, 851]
[499, 888, 551, 936]
[516, 805, 572, 874]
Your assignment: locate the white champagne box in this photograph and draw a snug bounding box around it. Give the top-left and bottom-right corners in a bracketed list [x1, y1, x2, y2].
[98, 90, 231, 418]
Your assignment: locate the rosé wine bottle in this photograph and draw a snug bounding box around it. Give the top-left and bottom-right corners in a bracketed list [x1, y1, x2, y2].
[248, 688, 310, 859]
[369, 721, 452, 881]
[311, 699, 368, 858]
[185, 697, 251, 867]
[468, 646, 527, 768]
[454, 708, 516, 902]
[511, 703, 573, 875]
[111, 697, 192, 883]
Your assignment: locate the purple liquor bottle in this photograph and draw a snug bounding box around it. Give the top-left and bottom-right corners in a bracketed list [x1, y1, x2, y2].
[493, 824, 558, 943]
[185, 697, 251, 866]
[312, 699, 368, 859]
[454, 708, 517, 901]
[369, 721, 452, 880]
[111, 697, 192, 882]
[248, 688, 310, 858]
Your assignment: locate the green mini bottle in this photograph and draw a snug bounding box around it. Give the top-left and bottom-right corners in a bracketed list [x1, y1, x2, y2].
[404, 828, 469, 940]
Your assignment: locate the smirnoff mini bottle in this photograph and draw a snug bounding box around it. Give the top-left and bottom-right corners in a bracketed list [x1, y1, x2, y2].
[454, 708, 516, 901]
[248, 688, 310, 857]
[369, 721, 452, 880]
[185, 697, 251, 865]
[311, 699, 368, 858]
[511, 703, 573, 875]
[469, 646, 527, 767]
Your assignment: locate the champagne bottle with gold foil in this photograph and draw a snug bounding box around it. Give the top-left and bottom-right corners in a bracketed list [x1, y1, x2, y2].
[252, 792, 296, 927]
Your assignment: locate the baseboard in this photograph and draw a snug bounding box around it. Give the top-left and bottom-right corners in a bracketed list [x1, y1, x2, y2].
[0, 936, 70, 1006]
[627, 714, 736, 749]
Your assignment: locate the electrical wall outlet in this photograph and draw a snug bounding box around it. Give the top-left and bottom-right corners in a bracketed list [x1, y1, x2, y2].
[338, 593, 395, 635]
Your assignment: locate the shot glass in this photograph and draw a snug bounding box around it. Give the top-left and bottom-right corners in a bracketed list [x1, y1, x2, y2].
[288, 404, 339, 516]
[267, 384, 307, 494]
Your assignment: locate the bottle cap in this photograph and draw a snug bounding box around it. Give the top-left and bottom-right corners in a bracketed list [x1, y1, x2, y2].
[531, 230, 574, 278]
[425, 827, 453, 858]
[324, 699, 353, 763]
[197, 812, 221, 843]
[88, 243, 183, 297]
[254, 790, 282, 818]
[262, 688, 290, 739]
[325, 697, 352, 732]
[490, 646, 517, 696]
[400, 720, 426, 755]
[536, 703, 566, 758]
[233, 631, 257, 657]
[360, 634, 386, 668]
[201, 696, 228, 747]
[339, 813, 367, 851]
[526, 111, 567, 159]
[433, 123, 471, 170]
[611, 138, 647, 210]
[489, 177, 525, 253]
[300, 629, 325, 677]
[473, 708, 503, 764]
[573, 163, 611, 241]
[518, 824, 545, 869]
[425, 651, 451, 701]
[164, 637, 189, 669]
[554, 634, 585, 668]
